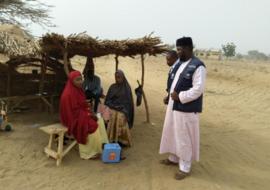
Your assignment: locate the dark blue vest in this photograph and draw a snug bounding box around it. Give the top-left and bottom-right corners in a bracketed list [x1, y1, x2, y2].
[173, 57, 205, 113]
[167, 61, 181, 92]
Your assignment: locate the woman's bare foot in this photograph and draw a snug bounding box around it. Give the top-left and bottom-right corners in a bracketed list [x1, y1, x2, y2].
[90, 153, 101, 160]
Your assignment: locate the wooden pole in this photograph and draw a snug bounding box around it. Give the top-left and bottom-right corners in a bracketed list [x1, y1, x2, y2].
[140, 54, 150, 123]
[115, 55, 119, 71]
[38, 56, 47, 111]
[39, 56, 47, 95]
[7, 63, 11, 96]
[63, 41, 70, 76]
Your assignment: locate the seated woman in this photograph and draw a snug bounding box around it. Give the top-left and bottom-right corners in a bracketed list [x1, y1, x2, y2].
[60, 71, 108, 159]
[104, 70, 134, 147]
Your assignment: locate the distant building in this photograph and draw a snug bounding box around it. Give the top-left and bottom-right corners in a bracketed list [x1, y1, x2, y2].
[194, 49, 222, 60]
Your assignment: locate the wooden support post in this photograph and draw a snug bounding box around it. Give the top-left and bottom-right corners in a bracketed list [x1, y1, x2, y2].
[41, 97, 54, 114]
[115, 55, 119, 71]
[39, 56, 47, 95]
[63, 41, 70, 76]
[39, 56, 47, 111]
[7, 63, 11, 96]
[140, 54, 151, 123]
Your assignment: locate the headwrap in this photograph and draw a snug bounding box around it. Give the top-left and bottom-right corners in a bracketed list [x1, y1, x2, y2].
[105, 70, 134, 128]
[60, 71, 98, 144]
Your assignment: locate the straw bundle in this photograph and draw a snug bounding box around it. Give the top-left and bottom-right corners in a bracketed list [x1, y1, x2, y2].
[39, 32, 168, 59]
[0, 31, 40, 57]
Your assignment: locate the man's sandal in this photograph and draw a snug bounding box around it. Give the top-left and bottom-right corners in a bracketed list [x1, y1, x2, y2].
[160, 159, 178, 166]
[175, 170, 190, 180]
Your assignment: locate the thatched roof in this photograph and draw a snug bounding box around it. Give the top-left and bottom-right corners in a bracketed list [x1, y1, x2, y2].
[0, 24, 40, 58]
[40, 32, 168, 59]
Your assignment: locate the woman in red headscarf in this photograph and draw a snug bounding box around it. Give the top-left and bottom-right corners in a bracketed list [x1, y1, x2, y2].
[60, 71, 108, 159]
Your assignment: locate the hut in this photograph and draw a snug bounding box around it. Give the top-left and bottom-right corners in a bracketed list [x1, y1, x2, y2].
[0, 25, 66, 113]
[0, 25, 168, 122]
[39, 32, 168, 123]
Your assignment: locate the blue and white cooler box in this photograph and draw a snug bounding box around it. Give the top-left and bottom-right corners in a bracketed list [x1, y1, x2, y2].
[102, 143, 121, 163]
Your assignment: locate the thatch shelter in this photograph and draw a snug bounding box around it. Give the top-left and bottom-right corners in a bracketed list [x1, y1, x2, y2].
[0, 25, 66, 112]
[0, 25, 168, 121]
[39, 32, 169, 122]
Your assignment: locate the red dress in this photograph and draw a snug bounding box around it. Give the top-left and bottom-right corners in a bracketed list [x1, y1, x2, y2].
[60, 71, 98, 144]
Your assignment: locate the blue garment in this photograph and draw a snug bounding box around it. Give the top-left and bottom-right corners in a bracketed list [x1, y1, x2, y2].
[83, 75, 103, 112]
[173, 57, 205, 113]
[83, 75, 102, 96]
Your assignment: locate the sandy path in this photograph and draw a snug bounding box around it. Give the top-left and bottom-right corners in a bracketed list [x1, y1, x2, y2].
[0, 56, 270, 190]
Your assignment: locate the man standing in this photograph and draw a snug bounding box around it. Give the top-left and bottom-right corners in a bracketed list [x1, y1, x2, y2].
[163, 50, 180, 105]
[159, 37, 206, 180]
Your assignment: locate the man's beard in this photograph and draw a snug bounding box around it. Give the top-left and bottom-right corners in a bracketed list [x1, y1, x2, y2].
[180, 55, 187, 62]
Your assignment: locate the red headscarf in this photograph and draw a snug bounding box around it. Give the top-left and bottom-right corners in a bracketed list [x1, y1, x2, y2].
[60, 71, 98, 144]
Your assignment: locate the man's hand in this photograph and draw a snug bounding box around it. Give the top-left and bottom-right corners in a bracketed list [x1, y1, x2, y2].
[171, 91, 180, 102]
[163, 96, 169, 105]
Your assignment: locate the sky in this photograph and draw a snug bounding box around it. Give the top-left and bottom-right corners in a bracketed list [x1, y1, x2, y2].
[32, 0, 270, 54]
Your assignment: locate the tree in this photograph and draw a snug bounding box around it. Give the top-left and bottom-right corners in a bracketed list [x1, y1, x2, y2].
[247, 50, 268, 61]
[0, 0, 53, 28]
[236, 53, 243, 59]
[222, 42, 236, 58]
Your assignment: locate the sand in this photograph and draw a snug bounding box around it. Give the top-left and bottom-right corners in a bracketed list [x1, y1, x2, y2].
[0, 56, 270, 190]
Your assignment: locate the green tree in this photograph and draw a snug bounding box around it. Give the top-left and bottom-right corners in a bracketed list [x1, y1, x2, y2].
[247, 50, 268, 61]
[236, 53, 244, 59]
[0, 0, 53, 28]
[222, 42, 236, 58]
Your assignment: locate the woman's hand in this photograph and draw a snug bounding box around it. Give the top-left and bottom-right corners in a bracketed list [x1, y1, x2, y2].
[91, 114, 98, 121]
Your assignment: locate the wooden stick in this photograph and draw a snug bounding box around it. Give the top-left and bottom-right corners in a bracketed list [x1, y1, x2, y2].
[115, 55, 119, 71]
[7, 63, 11, 96]
[47, 134, 54, 157]
[44, 147, 58, 159]
[56, 132, 64, 166]
[39, 56, 47, 94]
[63, 141, 77, 157]
[41, 97, 54, 114]
[140, 54, 150, 123]
[39, 56, 47, 111]
[63, 41, 70, 76]
[140, 54, 145, 86]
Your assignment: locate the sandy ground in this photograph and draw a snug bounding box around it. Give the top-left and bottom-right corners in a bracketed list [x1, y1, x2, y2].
[1, 56, 270, 190]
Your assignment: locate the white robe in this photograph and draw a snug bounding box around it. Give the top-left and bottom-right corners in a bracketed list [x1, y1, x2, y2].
[159, 59, 206, 163]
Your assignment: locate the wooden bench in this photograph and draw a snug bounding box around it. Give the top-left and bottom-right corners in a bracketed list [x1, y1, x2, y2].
[40, 123, 77, 166]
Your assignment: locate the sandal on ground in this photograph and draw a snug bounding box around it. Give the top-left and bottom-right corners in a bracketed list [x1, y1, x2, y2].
[160, 159, 178, 166]
[174, 170, 190, 180]
[120, 154, 126, 160]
